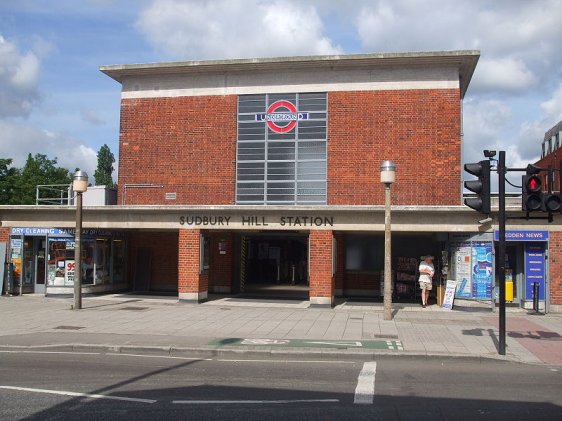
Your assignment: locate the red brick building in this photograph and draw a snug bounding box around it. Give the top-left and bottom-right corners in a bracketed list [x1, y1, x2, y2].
[1, 51, 561, 312]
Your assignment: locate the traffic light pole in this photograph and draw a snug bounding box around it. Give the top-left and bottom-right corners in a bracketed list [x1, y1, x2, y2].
[498, 151, 506, 355]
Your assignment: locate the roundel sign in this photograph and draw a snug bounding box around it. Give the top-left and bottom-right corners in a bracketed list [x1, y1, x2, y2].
[255, 100, 309, 133]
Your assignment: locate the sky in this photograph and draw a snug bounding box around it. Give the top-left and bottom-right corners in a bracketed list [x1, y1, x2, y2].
[1, 0, 561, 188]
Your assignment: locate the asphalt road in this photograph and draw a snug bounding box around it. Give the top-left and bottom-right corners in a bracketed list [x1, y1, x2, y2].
[0, 350, 561, 420]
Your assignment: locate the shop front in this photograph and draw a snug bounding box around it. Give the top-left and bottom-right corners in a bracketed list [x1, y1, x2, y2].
[338, 232, 448, 303]
[7, 227, 128, 296]
[494, 230, 549, 311]
[447, 230, 550, 310]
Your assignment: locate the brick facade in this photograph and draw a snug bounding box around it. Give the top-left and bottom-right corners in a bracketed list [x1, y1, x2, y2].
[128, 231, 178, 292]
[328, 90, 461, 205]
[118, 96, 237, 205]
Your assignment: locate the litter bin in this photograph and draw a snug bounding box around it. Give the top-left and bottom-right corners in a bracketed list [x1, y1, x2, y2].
[505, 281, 513, 302]
[436, 284, 445, 306]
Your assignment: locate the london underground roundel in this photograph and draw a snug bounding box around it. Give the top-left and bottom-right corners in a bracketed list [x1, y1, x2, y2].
[255, 100, 309, 133]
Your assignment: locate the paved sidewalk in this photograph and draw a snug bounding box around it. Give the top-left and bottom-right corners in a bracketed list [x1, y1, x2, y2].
[1, 294, 561, 365]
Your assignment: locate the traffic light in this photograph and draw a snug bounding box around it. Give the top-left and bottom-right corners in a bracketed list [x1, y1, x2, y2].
[464, 160, 491, 214]
[543, 192, 562, 212]
[521, 165, 562, 213]
[522, 174, 543, 212]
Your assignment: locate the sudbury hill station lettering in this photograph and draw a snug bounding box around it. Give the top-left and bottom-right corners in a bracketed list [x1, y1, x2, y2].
[179, 215, 335, 228]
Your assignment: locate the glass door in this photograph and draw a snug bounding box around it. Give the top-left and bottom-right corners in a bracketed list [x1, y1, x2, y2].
[35, 238, 46, 294]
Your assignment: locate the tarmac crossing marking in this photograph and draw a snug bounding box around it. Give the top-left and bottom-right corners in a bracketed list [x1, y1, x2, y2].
[213, 338, 403, 350]
[353, 362, 377, 405]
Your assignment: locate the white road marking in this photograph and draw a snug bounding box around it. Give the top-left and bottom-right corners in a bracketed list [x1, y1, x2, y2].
[353, 361, 377, 404]
[0, 386, 156, 404]
[241, 339, 290, 345]
[305, 341, 363, 347]
[106, 353, 212, 361]
[173, 399, 339, 404]
[0, 350, 100, 355]
[217, 359, 356, 364]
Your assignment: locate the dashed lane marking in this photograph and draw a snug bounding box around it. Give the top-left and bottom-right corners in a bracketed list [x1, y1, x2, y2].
[0, 386, 156, 404]
[173, 399, 340, 405]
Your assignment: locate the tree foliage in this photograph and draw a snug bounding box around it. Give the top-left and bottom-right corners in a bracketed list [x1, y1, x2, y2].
[93, 144, 116, 188]
[0, 154, 73, 205]
[0, 158, 19, 205]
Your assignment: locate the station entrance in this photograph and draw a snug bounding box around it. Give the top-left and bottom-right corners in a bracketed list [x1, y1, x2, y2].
[235, 232, 308, 298]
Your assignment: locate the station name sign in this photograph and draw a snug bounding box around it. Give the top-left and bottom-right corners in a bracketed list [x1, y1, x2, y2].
[179, 215, 334, 228]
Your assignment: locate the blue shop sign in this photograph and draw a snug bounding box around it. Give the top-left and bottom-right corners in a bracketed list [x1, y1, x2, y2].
[10, 228, 123, 237]
[494, 230, 549, 242]
[525, 244, 546, 301]
[10, 227, 74, 236]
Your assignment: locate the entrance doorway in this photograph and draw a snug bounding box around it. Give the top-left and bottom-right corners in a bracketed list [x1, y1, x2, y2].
[22, 237, 46, 294]
[494, 243, 525, 304]
[236, 233, 308, 298]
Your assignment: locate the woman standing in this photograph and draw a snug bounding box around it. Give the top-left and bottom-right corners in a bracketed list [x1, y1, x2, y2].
[418, 255, 435, 308]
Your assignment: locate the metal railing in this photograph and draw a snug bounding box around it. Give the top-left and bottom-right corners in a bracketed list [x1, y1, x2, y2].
[36, 184, 72, 205]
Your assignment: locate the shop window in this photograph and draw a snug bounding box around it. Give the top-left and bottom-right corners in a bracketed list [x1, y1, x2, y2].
[112, 239, 125, 283]
[345, 235, 383, 272]
[92, 238, 111, 284]
[47, 239, 76, 286]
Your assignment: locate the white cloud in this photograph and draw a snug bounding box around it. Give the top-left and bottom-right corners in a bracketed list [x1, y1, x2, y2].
[135, 0, 342, 60]
[355, 0, 562, 96]
[463, 98, 512, 161]
[540, 83, 562, 123]
[475, 57, 537, 93]
[0, 121, 97, 176]
[0, 35, 41, 117]
[80, 108, 106, 126]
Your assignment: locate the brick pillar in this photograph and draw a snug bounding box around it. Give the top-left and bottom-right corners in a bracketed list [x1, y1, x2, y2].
[549, 231, 562, 307]
[309, 230, 334, 307]
[178, 229, 208, 302]
[334, 232, 345, 297]
[0, 227, 9, 243]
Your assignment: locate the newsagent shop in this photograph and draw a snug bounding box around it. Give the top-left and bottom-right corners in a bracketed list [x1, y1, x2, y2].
[1, 50, 561, 312]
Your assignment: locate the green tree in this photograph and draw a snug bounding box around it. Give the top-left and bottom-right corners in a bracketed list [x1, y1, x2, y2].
[0, 158, 20, 205]
[14, 154, 73, 204]
[93, 144, 116, 188]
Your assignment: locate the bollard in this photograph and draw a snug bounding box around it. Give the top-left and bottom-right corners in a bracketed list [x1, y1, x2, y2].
[533, 282, 540, 314]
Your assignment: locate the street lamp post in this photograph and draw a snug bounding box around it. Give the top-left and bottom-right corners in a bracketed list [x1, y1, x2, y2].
[73, 171, 88, 310]
[380, 161, 396, 321]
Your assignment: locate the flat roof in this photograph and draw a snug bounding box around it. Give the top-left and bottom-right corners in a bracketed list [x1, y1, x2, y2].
[100, 50, 480, 98]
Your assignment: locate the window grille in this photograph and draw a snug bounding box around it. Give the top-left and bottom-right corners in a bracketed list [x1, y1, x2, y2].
[236, 93, 327, 205]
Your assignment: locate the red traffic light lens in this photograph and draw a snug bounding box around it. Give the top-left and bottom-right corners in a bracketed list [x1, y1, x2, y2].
[526, 175, 542, 192]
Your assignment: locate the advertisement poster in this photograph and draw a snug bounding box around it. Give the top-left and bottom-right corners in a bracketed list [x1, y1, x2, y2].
[64, 260, 75, 286]
[442, 280, 458, 310]
[10, 238, 23, 286]
[471, 242, 493, 299]
[525, 244, 545, 301]
[455, 246, 472, 298]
